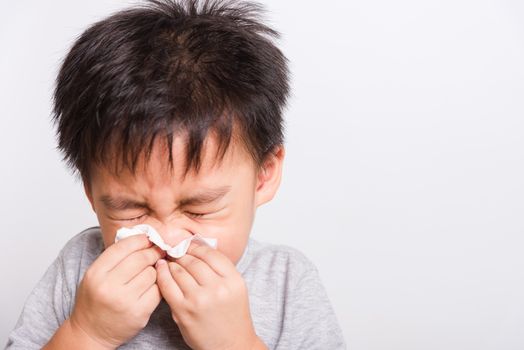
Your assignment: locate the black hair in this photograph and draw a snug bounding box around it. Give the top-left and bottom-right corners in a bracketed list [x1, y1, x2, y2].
[51, 0, 290, 184]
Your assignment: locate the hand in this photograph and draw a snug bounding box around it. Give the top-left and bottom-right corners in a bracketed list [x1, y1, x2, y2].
[155, 243, 264, 350]
[69, 234, 166, 349]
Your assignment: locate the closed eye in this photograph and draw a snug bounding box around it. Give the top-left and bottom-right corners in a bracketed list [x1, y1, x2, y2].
[121, 214, 147, 222]
[186, 212, 206, 218]
[118, 211, 208, 222]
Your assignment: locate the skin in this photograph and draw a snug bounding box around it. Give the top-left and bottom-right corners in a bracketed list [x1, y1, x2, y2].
[43, 130, 285, 350]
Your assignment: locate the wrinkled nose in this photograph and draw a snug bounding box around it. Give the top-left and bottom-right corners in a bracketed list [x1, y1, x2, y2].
[154, 224, 193, 248]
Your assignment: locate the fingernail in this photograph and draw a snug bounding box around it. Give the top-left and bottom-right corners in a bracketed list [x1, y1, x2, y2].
[156, 259, 166, 268]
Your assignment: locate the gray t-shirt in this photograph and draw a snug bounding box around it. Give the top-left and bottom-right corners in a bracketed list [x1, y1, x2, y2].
[5, 226, 346, 349]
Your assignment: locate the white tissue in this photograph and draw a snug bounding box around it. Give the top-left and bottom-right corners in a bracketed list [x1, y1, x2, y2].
[115, 224, 217, 258]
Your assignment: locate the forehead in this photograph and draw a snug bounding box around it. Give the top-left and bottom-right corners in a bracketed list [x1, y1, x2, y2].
[92, 130, 253, 188]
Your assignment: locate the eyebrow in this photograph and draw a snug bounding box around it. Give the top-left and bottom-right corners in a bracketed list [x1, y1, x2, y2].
[99, 185, 231, 211]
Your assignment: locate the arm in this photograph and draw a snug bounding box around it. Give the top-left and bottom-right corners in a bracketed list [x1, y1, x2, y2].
[42, 318, 114, 350]
[6, 233, 164, 349]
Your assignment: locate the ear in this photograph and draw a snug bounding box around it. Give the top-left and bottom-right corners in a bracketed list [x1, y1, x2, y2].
[254, 145, 285, 208]
[83, 178, 96, 213]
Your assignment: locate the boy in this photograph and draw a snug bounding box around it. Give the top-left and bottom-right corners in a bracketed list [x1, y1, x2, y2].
[5, 0, 346, 348]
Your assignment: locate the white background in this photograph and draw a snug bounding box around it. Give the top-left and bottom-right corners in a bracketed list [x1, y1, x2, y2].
[2, 0, 524, 348]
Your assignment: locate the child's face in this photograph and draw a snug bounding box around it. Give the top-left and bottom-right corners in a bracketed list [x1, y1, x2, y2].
[83, 132, 284, 264]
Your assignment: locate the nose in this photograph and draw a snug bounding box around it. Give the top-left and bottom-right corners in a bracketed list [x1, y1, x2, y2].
[152, 222, 193, 248]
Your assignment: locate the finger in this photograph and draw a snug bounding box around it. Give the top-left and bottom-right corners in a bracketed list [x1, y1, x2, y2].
[110, 245, 166, 284]
[126, 265, 157, 297]
[186, 243, 236, 278]
[92, 233, 152, 273]
[175, 253, 219, 286]
[155, 259, 184, 304]
[139, 282, 162, 312]
[167, 261, 200, 296]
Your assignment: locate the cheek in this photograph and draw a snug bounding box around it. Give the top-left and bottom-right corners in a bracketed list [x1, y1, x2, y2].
[98, 220, 120, 249]
[214, 208, 254, 264]
[219, 236, 249, 265]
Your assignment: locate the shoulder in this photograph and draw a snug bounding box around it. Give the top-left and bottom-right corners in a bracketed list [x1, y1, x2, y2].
[241, 238, 319, 283]
[58, 226, 104, 260]
[56, 226, 105, 281]
[4, 227, 105, 348]
[241, 239, 347, 348]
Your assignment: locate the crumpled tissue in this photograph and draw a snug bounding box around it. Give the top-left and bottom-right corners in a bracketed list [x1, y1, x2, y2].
[115, 224, 217, 258]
